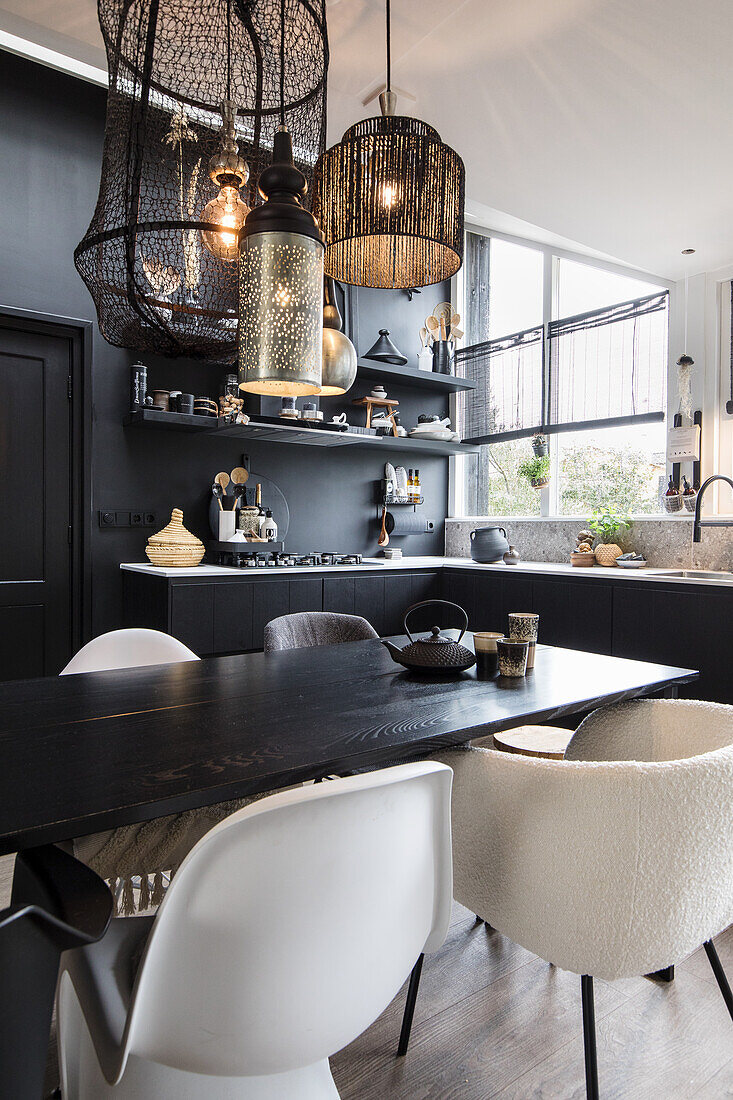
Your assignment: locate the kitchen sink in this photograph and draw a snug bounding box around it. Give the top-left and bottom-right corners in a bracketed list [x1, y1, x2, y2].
[657, 570, 733, 584]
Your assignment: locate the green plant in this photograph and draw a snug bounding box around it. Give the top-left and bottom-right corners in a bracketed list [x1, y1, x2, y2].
[517, 454, 550, 483]
[531, 433, 547, 446]
[587, 507, 631, 543]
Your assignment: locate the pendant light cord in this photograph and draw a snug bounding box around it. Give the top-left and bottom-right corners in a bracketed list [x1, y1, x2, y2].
[280, 0, 286, 127]
[385, 0, 391, 92]
[684, 270, 689, 354]
[226, 0, 232, 102]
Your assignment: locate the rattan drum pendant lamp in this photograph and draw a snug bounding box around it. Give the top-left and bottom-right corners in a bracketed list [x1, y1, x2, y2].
[312, 0, 465, 290]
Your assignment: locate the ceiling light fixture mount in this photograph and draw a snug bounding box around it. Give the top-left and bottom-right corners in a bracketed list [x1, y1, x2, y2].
[312, 0, 465, 290]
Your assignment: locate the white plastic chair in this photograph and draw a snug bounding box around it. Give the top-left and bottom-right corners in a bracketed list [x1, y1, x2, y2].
[57, 761, 454, 1098]
[431, 707, 733, 1098]
[60, 628, 199, 675]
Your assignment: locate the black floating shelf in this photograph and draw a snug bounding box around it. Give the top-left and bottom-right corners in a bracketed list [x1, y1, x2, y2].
[123, 407, 479, 455]
[355, 359, 476, 393]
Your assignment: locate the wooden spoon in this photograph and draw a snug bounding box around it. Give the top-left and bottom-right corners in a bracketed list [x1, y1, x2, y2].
[378, 506, 390, 548]
[439, 316, 447, 341]
[419, 326, 428, 348]
[214, 472, 230, 494]
[426, 315, 439, 338]
[230, 466, 248, 486]
[451, 312, 461, 328]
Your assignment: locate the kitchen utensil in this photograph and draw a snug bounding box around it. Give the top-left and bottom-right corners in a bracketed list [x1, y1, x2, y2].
[425, 315, 439, 338]
[419, 326, 428, 348]
[211, 483, 224, 510]
[230, 467, 248, 487]
[214, 471, 230, 493]
[145, 509, 205, 567]
[378, 506, 389, 548]
[450, 326, 464, 341]
[395, 466, 408, 498]
[152, 389, 170, 411]
[450, 312, 461, 329]
[384, 462, 397, 486]
[470, 526, 510, 563]
[439, 316, 447, 341]
[382, 600, 476, 674]
[473, 631, 503, 674]
[497, 636, 529, 677]
[432, 302, 453, 325]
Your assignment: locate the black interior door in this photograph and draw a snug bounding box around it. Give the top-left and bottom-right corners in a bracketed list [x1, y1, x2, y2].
[0, 324, 75, 679]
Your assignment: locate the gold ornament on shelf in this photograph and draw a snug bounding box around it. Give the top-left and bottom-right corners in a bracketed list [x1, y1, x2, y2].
[146, 509, 205, 568]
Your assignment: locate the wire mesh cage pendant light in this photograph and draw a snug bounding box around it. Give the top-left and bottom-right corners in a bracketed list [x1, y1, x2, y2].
[312, 0, 464, 290]
[74, 0, 328, 362]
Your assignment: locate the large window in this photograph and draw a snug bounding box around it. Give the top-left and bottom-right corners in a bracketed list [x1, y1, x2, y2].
[455, 232, 669, 517]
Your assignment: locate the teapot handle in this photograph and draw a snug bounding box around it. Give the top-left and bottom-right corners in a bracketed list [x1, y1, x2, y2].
[403, 600, 469, 644]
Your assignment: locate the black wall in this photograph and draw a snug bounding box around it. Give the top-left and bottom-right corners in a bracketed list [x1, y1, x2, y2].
[0, 54, 450, 635]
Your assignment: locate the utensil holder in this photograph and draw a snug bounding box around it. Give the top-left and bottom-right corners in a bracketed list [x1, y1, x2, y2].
[432, 340, 452, 375]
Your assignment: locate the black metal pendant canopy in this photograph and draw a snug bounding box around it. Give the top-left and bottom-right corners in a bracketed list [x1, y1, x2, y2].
[75, 0, 329, 362]
[312, 0, 464, 290]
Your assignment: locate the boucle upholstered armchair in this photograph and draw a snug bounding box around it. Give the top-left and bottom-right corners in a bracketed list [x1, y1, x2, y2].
[420, 700, 733, 1098]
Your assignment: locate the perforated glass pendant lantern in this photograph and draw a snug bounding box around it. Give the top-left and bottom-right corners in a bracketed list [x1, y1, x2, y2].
[311, 0, 464, 290]
[74, 0, 328, 362]
[238, 128, 324, 395]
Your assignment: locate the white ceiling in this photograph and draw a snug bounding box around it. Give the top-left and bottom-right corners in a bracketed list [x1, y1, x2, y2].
[3, 0, 733, 279]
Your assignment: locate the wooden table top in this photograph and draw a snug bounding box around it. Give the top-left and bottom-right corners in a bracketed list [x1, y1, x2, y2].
[0, 639, 696, 854]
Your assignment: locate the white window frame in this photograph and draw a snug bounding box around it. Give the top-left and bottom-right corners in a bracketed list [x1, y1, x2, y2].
[450, 222, 673, 520]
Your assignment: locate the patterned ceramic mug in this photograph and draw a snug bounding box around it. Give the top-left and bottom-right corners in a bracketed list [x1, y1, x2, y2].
[473, 631, 504, 674]
[508, 612, 539, 670]
[496, 636, 529, 678]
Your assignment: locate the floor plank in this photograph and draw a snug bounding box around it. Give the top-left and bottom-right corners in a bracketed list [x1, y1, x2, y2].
[332, 904, 733, 1100]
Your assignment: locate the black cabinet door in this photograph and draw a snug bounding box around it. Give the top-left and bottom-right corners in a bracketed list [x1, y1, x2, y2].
[214, 581, 254, 654]
[406, 572, 442, 634]
[170, 584, 215, 656]
[472, 573, 505, 633]
[442, 570, 477, 628]
[532, 579, 613, 655]
[384, 573, 412, 634]
[289, 577, 323, 615]
[612, 586, 658, 662]
[650, 587, 731, 703]
[323, 576, 355, 615]
[354, 576, 385, 635]
[252, 580, 291, 649]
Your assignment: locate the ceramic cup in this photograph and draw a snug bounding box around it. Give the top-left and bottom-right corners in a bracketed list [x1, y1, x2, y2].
[179, 393, 194, 414]
[473, 631, 504, 674]
[508, 612, 539, 670]
[497, 636, 529, 678]
[152, 388, 170, 411]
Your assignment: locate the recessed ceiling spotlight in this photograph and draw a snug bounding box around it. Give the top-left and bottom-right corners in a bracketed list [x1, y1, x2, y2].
[681, 248, 696, 255]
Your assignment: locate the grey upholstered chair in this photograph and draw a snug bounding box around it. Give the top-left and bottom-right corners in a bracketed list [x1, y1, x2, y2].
[264, 611, 378, 652]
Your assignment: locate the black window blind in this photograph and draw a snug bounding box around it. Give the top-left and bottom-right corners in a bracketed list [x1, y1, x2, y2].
[457, 289, 668, 444]
[455, 326, 544, 444]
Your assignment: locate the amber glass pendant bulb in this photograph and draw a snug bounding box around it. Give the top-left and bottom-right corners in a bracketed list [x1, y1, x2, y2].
[201, 100, 250, 263]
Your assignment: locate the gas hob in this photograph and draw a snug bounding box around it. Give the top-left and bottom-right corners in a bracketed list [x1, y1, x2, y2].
[216, 550, 372, 569]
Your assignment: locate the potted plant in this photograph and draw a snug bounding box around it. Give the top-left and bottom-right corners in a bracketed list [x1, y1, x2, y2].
[518, 454, 551, 490]
[531, 432, 548, 457]
[588, 508, 631, 566]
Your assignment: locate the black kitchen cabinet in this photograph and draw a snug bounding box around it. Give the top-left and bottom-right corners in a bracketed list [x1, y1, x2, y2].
[288, 577, 323, 616]
[354, 576, 385, 635]
[170, 584, 215, 656]
[532, 578, 613, 655]
[384, 573, 412, 634]
[323, 576, 355, 616]
[442, 570, 477, 626]
[252, 581, 291, 649]
[214, 582, 254, 654]
[613, 584, 732, 703]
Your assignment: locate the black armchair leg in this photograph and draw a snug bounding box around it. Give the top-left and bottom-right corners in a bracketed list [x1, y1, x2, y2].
[397, 954, 424, 1056]
[704, 939, 733, 1020]
[581, 975, 599, 1100]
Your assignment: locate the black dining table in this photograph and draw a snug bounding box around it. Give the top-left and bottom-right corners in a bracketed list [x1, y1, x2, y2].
[0, 636, 697, 855]
[0, 637, 697, 1097]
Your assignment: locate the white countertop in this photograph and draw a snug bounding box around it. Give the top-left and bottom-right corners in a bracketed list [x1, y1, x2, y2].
[120, 558, 731, 586]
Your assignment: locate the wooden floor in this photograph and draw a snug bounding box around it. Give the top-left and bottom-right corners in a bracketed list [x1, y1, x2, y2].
[2, 854, 732, 1098]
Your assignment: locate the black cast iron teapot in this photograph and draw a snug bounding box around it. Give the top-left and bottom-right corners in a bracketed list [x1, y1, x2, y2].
[383, 600, 476, 674]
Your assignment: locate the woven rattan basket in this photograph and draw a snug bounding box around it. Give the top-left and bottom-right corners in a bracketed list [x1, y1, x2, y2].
[594, 543, 623, 567]
[145, 509, 205, 567]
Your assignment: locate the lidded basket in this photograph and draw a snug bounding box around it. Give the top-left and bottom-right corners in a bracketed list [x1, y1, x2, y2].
[146, 509, 205, 567]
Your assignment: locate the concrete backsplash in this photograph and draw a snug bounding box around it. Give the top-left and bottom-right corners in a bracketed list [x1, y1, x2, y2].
[445, 516, 732, 572]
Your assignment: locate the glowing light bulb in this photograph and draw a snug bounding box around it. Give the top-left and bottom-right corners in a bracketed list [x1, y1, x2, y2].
[274, 282, 291, 307]
[382, 182, 398, 208]
[201, 185, 250, 262]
